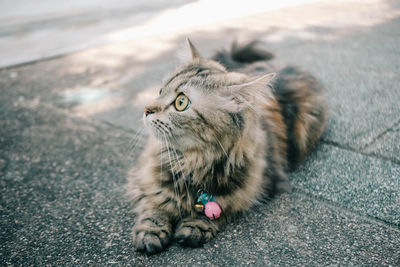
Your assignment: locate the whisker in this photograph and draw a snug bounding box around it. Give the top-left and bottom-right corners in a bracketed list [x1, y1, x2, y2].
[216, 139, 235, 173]
[155, 121, 172, 137]
[155, 131, 164, 187]
[163, 135, 183, 219]
[123, 126, 145, 163]
[129, 128, 145, 152]
[126, 127, 143, 151]
[167, 137, 192, 211]
[153, 121, 171, 138]
[216, 140, 229, 159]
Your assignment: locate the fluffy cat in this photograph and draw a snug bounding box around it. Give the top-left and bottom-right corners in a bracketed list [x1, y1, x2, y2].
[127, 39, 327, 253]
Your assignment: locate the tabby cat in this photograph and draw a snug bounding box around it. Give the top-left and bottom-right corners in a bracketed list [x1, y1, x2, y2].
[127, 39, 327, 253]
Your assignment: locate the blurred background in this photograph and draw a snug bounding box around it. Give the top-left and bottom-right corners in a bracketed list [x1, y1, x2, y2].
[1, 0, 325, 68]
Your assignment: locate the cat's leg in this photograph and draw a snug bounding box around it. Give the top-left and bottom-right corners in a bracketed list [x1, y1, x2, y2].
[174, 215, 226, 247]
[132, 210, 173, 254]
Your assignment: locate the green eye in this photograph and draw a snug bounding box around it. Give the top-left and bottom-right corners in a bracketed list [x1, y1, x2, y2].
[174, 94, 190, 111]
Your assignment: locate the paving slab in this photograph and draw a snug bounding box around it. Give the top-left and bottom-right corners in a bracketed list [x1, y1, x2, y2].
[363, 122, 400, 163]
[291, 144, 400, 226]
[0, 101, 132, 265]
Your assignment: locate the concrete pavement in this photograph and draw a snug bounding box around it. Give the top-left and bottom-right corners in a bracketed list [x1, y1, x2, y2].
[1, 0, 399, 265]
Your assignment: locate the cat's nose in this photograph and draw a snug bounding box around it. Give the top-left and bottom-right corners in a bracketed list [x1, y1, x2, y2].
[144, 107, 154, 116]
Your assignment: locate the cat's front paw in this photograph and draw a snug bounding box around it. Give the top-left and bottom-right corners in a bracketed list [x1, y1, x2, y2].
[132, 215, 172, 254]
[133, 227, 171, 254]
[174, 217, 218, 247]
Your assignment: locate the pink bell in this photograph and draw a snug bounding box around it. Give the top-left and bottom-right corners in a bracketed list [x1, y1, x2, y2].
[204, 201, 222, 220]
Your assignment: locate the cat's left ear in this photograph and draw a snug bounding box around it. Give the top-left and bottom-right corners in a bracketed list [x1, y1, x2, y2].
[187, 38, 202, 59]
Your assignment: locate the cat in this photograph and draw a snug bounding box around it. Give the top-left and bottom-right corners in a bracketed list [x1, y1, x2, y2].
[127, 39, 327, 254]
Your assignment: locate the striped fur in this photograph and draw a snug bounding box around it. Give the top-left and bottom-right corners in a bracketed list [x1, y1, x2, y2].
[127, 40, 327, 253]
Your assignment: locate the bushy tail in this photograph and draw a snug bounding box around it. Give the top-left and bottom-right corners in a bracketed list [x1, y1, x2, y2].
[213, 41, 274, 70]
[272, 66, 327, 170]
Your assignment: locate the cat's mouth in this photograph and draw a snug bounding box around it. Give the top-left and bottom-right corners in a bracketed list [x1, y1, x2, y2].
[146, 118, 173, 138]
[147, 118, 202, 150]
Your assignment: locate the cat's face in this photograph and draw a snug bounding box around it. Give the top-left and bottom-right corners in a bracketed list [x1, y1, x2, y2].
[143, 59, 245, 150]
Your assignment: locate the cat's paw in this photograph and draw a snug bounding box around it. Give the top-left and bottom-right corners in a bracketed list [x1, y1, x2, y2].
[174, 218, 218, 247]
[133, 226, 171, 254]
[132, 215, 172, 254]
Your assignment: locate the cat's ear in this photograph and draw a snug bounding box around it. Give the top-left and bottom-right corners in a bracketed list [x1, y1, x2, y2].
[228, 73, 276, 92]
[223, 73, 276, 112]
[187, 38, 201, 59]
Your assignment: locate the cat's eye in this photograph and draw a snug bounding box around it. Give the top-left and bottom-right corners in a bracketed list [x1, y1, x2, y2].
[174, 94, 190, 111]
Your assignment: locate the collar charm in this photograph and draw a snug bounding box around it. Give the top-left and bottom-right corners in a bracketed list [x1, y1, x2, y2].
[194, 193, 222, 220]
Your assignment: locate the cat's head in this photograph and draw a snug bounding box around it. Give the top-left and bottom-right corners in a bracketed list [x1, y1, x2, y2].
[143, 39, 275, 150]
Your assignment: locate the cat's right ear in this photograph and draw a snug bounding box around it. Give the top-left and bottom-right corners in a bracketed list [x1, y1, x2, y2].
[228, 73, 276, 92]
[222, 73, 277, 112]
[187, 38, 201, 59]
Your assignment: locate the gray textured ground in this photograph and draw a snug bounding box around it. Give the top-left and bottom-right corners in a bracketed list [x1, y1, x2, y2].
[1, 0, 399, 266]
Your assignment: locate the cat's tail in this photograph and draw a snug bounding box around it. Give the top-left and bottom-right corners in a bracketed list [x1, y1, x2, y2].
[272, 66, 328, 170]
[212, 40, 274, 70]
